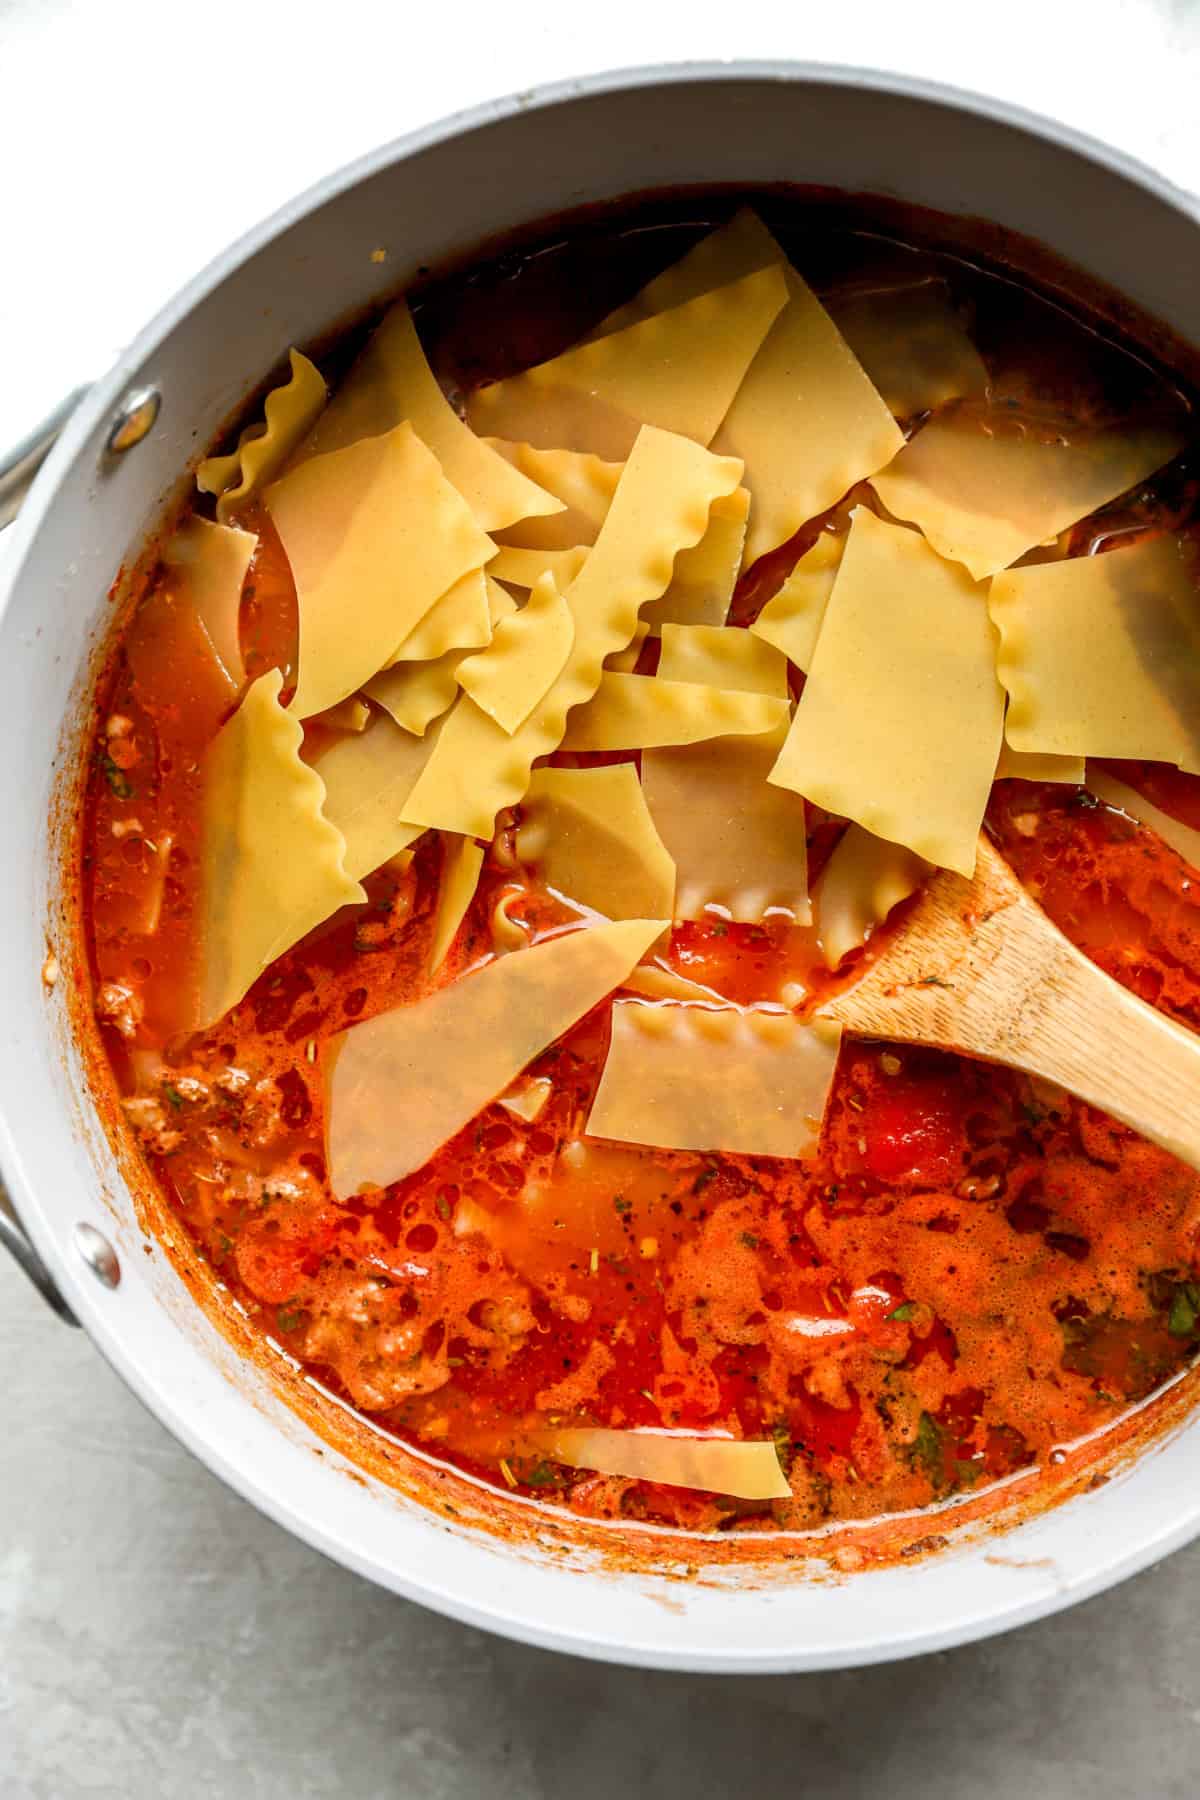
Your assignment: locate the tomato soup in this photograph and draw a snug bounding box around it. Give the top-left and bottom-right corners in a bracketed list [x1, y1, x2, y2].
[78, 193, 1200, 1535]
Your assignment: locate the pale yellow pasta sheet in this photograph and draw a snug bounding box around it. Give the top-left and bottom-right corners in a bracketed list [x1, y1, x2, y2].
[488, 441, 622, 550]
[387, 568, 491, 664]
[535, 1427, 790, 1500]
[605, 621, 649, 674]
[306, 709, 438, 881]
[749, 532, 845, 674]
[515, 764, 675, 921]
[640, 488, 750, 634]
[456, 571, 575, 733]
[560, 672, 788, 753]
[871, 408, 1185, 580]
[497, 1076, 554, 1122]
[592, 207, 778, 335]
[989, 534, 1200, 770]
[126, 834, 175, 939]
[620, 961, 728, 1005]
[717, 265, 904, 561]
[713, 262, 904, 565]
[642, 725, 812, 922]
[590, 209, 903, 565]
[197, 670, 363, 1028]
[487, 545, 590, 591]
[197, 349, 327, 523]
[466, 266, 789, 460]
[698, 238, 904, 563]
[484, 573, 522, 625]
[327, 917, 666, 1193]
[266, 423, 494, 718]
[812, 824, 930, 969]
[642, 623, 810, 923]
[429, 835, 486, 971]
[654, 622, 788, 695]
[364, 655, 459, 738]
[824, 278, 989, 418]
[489, 889, 532, 955]
[161, 516, 256, 689]
[995, 742, 1085, 783]
[296, 299, 562, 532]
[315, 696, 371, 734]
[771, 508, 1004, 875]
[587, 1002, 842, 1159]
[366, 578, 517, 737]
[400, 426, 744, 839]
[123, 589, 237, 709]
[1085, 765, 1200, 870]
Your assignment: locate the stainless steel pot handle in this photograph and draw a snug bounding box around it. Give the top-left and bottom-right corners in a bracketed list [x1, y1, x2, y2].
[0, 387, 92, 531]
[1, 391, 92, 1323]
[0, 1175, 78, 1325]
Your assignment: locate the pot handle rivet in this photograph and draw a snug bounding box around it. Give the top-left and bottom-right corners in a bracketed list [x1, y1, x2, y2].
[74, 1221, 121, 1289]
[106, 387, 160, 455]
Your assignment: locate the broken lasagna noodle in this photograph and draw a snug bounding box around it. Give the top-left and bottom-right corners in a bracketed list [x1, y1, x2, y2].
[82, 194, 1200, 1536]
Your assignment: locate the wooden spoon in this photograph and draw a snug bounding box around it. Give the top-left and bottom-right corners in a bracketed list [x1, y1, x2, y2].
[817, 833, 1200, 1172]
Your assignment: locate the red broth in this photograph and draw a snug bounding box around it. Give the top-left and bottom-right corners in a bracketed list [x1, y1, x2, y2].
[78, 192, 1200, 1534]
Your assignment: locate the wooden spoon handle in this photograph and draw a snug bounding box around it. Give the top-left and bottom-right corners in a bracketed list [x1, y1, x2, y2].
[1010, 942, 1200, 1168]
[820, 836, 1200, 1171]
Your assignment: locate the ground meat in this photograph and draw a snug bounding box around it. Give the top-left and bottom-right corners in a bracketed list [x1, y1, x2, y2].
[240, 1077, 288, 1149]
[165, 1074, 209, 1106]
[96, 981, 143, 1039]
[122, 1096, 182, 1157]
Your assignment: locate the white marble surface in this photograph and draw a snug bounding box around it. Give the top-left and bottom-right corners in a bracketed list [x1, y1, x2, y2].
[6, 0, 1200, 1791]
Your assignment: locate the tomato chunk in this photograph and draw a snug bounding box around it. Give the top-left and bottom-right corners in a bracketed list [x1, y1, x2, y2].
[862, 1080, 965, 1188]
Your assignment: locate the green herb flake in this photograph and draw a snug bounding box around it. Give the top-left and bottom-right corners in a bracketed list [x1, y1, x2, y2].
[522, 1461, 559, 1489]
[918, 974, 952, 989]
[1169, 1287, 1198, 1337]
[888, 1301, 918, 1322]
[692, 1164, 719, 1194]
[770, 1421, 793, 1476]
[162, 1083, 184, 1112]
[435, 1193, 452, 1222]
[613, 1195, 632, 1217]
[276, 1303, 305, 1334]
[739, 1231, 760, 1250]
[909, 1411, 947, 1488]
[100, 753, 135, 800]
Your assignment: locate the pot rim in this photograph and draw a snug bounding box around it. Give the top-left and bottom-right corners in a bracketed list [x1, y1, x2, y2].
[5, 57, 1200, 1673]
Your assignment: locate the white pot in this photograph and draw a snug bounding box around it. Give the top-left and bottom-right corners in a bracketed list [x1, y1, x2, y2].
[3, 63, 1200, 1673]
